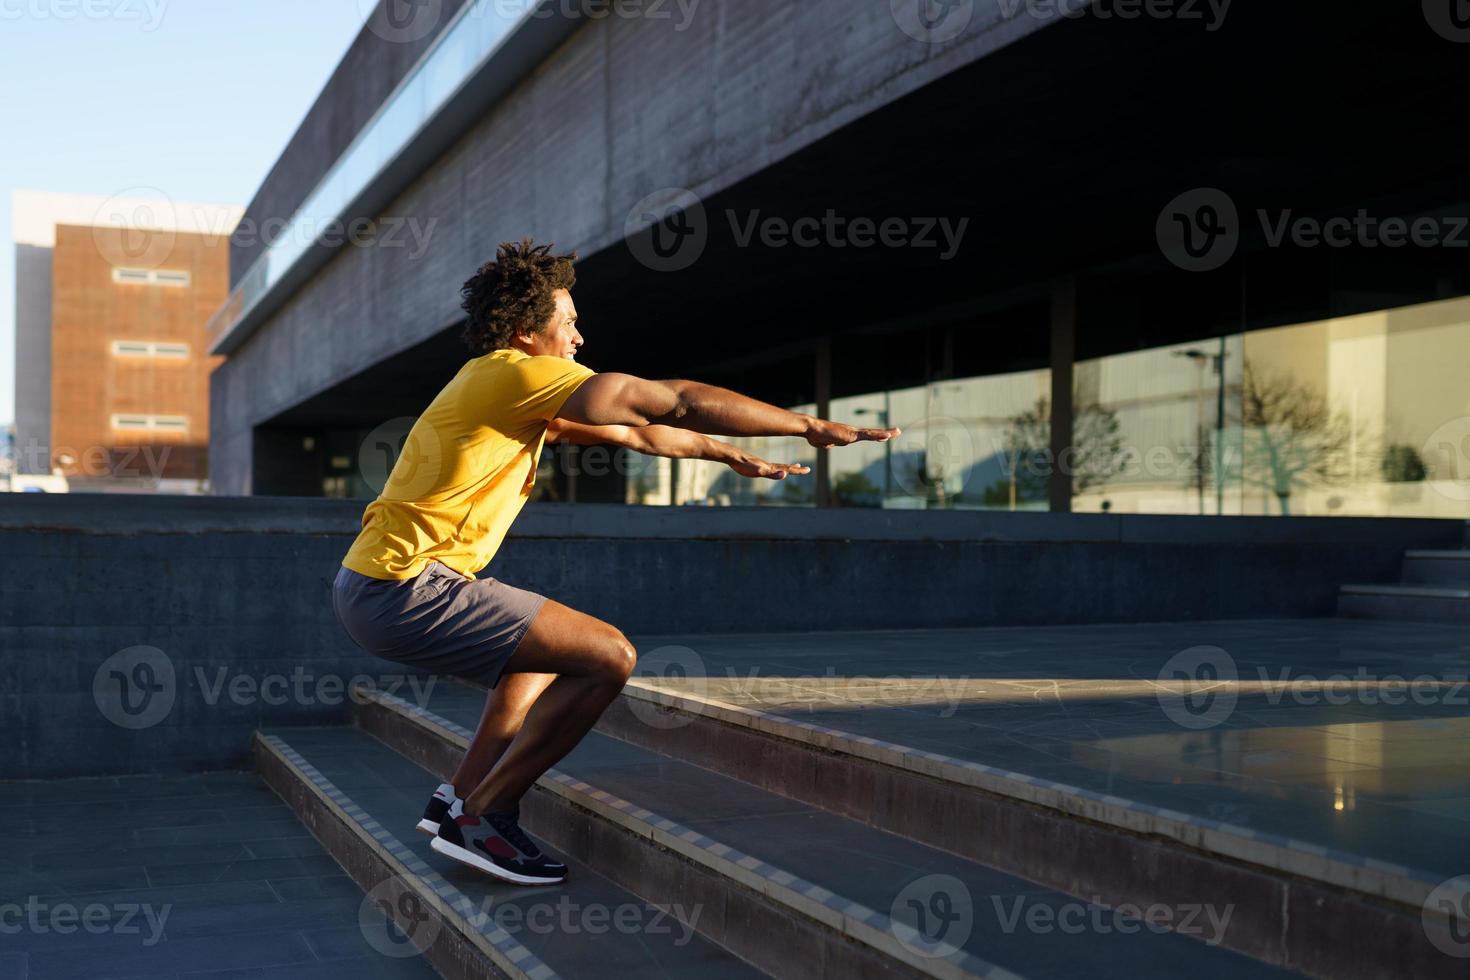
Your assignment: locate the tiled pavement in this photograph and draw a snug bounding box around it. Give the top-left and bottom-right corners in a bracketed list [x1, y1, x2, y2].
[0, 772, 439, 980]
[623, 618, 1470, 879]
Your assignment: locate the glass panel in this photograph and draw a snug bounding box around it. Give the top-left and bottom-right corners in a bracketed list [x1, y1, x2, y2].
[1073, 293, 1470, 518]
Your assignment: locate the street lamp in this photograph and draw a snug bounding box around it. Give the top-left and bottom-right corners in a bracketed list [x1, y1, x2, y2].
[853, 391, 893, 503]
[1173, 343, 1229, 515]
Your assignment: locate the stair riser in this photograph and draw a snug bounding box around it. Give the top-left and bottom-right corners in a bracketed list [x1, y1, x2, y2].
[1402, 558, 1470, 587]
[593, 698, 1454, 980]
[355, 698, 933, 980]
[1338, 593, 1470, 624]
[254, 738, 516, 980]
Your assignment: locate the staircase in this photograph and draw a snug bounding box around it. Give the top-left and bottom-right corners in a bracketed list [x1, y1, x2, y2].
[252, 677, 1466, 980]
[1339, 523, 1470, 623]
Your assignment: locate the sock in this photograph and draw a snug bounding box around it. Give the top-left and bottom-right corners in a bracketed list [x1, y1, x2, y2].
[433, 782, 458, 802]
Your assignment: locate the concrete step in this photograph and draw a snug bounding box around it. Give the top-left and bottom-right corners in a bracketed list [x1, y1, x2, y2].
[255, 727, 767, 980]
[359, 689, 1300, 980]
[1338, 583, 1470, 624]
[1403, 550, 1470, 587]
[575, 680, 1458, 980]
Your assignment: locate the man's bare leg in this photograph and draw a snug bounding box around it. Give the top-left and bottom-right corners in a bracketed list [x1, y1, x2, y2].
[449, 672, 556, 799]
[462, 598, 636, 816]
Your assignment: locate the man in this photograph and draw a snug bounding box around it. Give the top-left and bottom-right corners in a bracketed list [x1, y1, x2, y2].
[333, 239, 899, 885]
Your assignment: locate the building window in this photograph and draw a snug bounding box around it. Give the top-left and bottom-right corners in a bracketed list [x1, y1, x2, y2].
[111, 267, 192, 287]
[111, 414, 189, 434]
[112, 340, 191, 359]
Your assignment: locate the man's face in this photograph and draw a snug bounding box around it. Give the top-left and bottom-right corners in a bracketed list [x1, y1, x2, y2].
[516, 289, 584, 361]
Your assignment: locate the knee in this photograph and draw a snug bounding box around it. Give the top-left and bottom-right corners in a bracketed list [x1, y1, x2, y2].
[595, 630, 637, 684]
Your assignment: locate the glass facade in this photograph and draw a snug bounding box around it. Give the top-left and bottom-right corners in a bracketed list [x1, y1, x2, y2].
[525, 293, 1470, 519]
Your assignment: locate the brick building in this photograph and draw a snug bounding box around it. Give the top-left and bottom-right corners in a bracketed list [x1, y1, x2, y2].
[12, 191, 242, 492]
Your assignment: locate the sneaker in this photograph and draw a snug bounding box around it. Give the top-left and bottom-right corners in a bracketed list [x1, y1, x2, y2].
[431, 800, 568, 885]
[416, 783, 459, 837]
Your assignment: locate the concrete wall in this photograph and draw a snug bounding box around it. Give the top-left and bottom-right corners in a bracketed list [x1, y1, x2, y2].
[229, 0, 475, 285]
[211, 1, 1051, 494]
[14, 243, 52, 474]
[2, 494, 1463, 779]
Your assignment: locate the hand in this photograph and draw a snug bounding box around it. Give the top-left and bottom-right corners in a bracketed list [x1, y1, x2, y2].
[803, 417, 901, 450]
[728, 453, 812, 480]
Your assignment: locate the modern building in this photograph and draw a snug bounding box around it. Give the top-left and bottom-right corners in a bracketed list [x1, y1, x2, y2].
[12, 190, 244, 492]
[208, 2, 1470, 520]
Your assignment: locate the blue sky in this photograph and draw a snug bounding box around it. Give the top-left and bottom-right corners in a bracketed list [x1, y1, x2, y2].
[0, 0, 371, 427]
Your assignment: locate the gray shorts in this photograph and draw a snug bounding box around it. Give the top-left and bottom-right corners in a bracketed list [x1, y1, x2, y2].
[332, 562, 548, 687]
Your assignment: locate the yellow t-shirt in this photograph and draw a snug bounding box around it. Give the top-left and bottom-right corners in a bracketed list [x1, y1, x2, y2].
[342, 349, 595, 580]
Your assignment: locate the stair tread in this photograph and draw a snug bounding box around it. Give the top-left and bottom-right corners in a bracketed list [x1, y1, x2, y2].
[1404, 551, 1470, 559]
[416, 687, 1297, 979]
[263, 725, 764, 980]
[1340, 584, 1470, 598]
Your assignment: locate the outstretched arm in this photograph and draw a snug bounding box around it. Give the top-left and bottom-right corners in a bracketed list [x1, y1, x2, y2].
[557, 374, 900, 449]
[546, 419, 811, 480]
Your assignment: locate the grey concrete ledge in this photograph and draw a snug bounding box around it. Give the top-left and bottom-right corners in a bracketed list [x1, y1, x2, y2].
[0, 494, 1463, 546]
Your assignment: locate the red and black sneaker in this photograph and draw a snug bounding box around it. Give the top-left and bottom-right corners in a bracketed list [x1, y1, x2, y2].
[416, 783, 459, 837]
[431, 800, 568, 885]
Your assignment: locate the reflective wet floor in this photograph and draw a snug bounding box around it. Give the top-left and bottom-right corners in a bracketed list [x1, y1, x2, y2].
[627, 619, 1470, 879]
